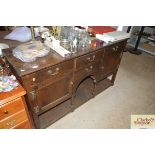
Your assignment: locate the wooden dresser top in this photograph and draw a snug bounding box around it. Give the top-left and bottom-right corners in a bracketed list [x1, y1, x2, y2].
[3, 39, 127, 77]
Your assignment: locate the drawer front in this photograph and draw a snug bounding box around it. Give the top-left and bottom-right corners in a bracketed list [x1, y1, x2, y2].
[22, 60, 73, 90]
[75, 50, 103, 71]
[0, 110, 28, 129]
[27, 72, 73, 114]
[73, 63, 99, 89]
[15, 120, 31, 129]
[0, 98, 24, 121]
[105, 42, 125, 54]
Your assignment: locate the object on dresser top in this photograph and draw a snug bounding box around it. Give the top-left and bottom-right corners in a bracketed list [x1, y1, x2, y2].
[44, 39, 71, 57]
[13, 41, 49, 62]
[44, 27, 92, 56]
[0, 43, 9, 50]
[4, 26, 40, 42]
[96, 31, 130, 43]
[0, 75, 18, 92]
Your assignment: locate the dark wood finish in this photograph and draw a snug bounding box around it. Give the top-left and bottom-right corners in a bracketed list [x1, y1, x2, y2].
[3, 39, 127, 128]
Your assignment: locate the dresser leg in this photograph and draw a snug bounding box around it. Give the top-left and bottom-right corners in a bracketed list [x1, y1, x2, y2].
[111, 70, 118, 85]
[92, 79, 97, 97]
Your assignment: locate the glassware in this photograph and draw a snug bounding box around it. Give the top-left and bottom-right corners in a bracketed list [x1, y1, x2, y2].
[77, 30, 90, 49]
[60, 39, 70, 50]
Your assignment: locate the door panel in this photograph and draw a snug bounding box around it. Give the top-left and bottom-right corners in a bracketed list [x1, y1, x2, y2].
[37, 75, 72, 112]
[102, 42, 124, 76]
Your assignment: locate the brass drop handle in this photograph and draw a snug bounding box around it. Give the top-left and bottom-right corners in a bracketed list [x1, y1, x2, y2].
[87, 55, 95, 62]
[48, 68, 60, 76]
[85, 66, 93, 72]
[6, 120, 16, 127]
[112, 46, 119, 51]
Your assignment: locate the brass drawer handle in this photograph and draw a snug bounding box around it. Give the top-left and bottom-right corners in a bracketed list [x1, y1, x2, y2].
[6, 120, 16, 127]
[87, 55, 95, 62]
[101, 66, 104, 70]
[48, 67, 60, 76]
[85, 66, 93, 72]
[116, 46, 119, 49]
[112, 46, 119, 51]
[112, 47, 116, 51]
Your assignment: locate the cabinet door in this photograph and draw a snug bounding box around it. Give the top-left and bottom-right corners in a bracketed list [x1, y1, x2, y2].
[102, 42, 125, 76]
[29, 73, 72, 114]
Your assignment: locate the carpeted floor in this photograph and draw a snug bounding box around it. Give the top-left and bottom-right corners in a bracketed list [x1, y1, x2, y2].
[47, 52, 155, 129]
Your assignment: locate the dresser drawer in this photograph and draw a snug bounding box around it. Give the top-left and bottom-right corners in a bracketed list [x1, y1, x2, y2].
[0, 110, 28, 129]
[21, 60, 73, 90]
[105, 42, 125, 54]
[15, 120, 31, 129]
[75, 50, 103, 71]
[0, 98, 24, 121]
[74, 63, 99, 86]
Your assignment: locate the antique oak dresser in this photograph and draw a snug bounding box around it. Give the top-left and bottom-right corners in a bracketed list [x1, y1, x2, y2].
[4, 39, 127, 128]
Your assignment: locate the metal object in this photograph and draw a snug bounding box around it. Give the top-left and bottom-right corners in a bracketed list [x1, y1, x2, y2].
[128, 26, 145, 55]
[6, 120, 16, 126]
[30, 26, 35, 41]
[85, 66, 93, 72]
[60, 39, 70, 50]
[4, 110, 8, 114]
[87, 55, 95, 62]
[34, 106, 39, 114]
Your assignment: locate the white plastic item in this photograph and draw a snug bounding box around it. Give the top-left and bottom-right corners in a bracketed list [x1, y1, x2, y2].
[4, 27, 39, 42]
[96, 31, 130, 43]
[0, 43, 9, 49]
[44, 40, 71, 57]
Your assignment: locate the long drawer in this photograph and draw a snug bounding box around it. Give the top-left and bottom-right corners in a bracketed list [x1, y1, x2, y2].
[21, 60, 73, 90]
[0, 110, 28, 129]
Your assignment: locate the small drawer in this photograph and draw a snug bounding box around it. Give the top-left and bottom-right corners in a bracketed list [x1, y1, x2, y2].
[0, 110, 28, 129]
[0, 97, 24, 121]
[105, 42, 124, 54]
[15, 120, 31, 129]
[74, 63, 99, 85]
[75, 51, 102, 71]
[22, 60, 73, 90]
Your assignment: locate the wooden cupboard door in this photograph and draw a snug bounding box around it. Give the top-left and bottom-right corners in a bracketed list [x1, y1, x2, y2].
[102, 42, 124, 76]
[28, 73, 73, 114]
